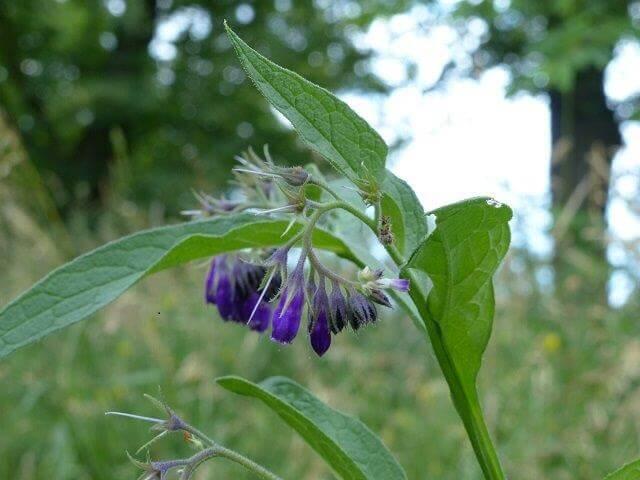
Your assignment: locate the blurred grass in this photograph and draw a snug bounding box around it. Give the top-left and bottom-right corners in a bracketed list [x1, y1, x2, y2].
[1, 125, 640, 479]
[2, 204, 640, 479]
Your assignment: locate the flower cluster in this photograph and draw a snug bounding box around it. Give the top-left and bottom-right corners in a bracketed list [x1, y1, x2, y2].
[204, 254, 280, 333]
[191, 146, 410, 356]
[204, 248, 409, 356]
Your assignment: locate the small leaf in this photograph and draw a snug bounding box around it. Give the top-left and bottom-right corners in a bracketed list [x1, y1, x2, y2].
[225, 22, 387, 184]
[217, 375, 407, 480]
[405, 197, 512, 390]
[605, 458, 640, 480]
[381, 172, 428, 256]
[0, 214, 357, 359]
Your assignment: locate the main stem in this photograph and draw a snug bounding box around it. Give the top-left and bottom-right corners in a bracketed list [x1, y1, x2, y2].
[324, 199, 505, 480]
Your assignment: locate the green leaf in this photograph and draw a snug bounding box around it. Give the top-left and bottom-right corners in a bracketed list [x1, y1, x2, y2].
[403, 197, 512, 479]
[605, 459, 640, 480]
[225, 22, 387, 185]
[381, 172, 428, 256]
[0, 214, 357, 360]
[217, 375, 407, 480]
[405, 197, 512, 389]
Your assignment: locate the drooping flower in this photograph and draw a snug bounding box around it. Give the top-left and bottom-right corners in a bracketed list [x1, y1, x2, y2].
[271, 256, 305, 344]
[241, 292, 271, 332]
[328, 281, 348, 334]
[308, 278, 331, 356]
[204, 254, 274, 329]
[204, 258, 218, 304]
[347, 289, 378, 330]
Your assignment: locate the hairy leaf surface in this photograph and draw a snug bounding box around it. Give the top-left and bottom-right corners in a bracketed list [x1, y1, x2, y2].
[217, 375, 407, 480]
[605, 459, 640, 480]
[0, 215, 356, 359]
[405, 197, 512, 389]
[225, 23, 387, 184]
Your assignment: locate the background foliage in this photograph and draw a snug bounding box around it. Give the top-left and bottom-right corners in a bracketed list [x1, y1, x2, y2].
[1, 1, 639, 479]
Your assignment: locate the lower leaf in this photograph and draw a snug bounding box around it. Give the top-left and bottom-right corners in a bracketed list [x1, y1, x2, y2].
[217, 375, 407, 480]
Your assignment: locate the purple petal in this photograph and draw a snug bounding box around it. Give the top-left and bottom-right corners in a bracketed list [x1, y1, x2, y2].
[242, 293, 272, 332]
[348, 291, 377, 329]
[310, 310, 331, 356]
[380, 278, 410, 292]
[215, 275, 235, 320]
[271, 288, 304, 344]
[266, 247, 289, 267]
[204, 258, 217, 304]
[329, 282, 348, 333]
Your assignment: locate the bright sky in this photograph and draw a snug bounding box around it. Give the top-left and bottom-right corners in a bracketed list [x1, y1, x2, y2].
[341, 10, 640, 305]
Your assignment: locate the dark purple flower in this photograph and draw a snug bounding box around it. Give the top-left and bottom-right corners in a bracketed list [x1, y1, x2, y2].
[241, 292, 272, 332]
[348, 289, 377, 330]
[204, 254, 274, 329]
[368, 288, 392, 308]
[271, 288, 304, 344]
[309, 309, 331, 356]
[271, 258, 305, 344]
[204, 258, 218, 304]
[215, 274, 235, 321]
[328, 281, 348, 334]
[309, 280, 331, 356]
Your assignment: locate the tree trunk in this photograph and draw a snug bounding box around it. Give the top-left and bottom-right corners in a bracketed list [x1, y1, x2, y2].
[549, 67, 621, 302]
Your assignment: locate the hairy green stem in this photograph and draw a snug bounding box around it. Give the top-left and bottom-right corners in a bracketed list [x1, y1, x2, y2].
[309, 178, 341, 200]
[301, 202, 364, 287]
[182, 424, 283, 480]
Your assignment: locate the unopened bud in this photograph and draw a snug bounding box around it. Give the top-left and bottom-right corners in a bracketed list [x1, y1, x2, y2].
[280, 166, 310, 186]
[378, 215, 394, 245]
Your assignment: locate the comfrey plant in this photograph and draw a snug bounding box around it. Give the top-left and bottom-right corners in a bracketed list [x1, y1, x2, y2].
[0, 23, 636, 480]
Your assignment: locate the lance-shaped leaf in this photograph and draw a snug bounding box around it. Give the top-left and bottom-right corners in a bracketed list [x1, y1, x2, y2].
[405, 197, 512, 389]
[381, 172, 428, 257]
[217, 375, 407, 480]
[605, 458, 640, 480]
[0, 214, 357, 360]
[225, 23, 387, 185]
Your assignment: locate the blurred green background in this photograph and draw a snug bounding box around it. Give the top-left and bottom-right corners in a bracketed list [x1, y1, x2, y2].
[1, 1, 639, 479]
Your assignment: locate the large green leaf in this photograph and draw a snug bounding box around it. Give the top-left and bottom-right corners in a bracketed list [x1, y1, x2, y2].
[605, 459, 640, 480]
[225, 23, 387, 185]
[405, 197, 512, 389]
[217, 375, 407, 480]
[403, 197, 511, 479]
[381, 172, 428, 257]
[0, 214, 356, 359]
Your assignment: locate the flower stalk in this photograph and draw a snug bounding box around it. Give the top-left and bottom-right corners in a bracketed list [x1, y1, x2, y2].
[108, 396, 283, 480]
